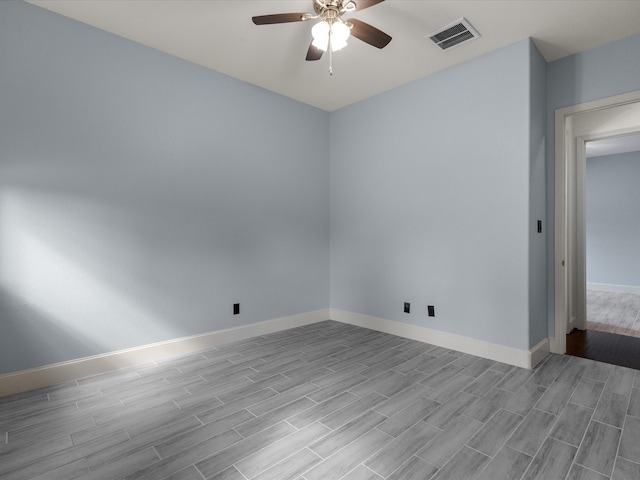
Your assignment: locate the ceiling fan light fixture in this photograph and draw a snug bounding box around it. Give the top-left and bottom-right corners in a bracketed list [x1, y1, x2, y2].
[312, 19, 350, 52]
[331, 21, 350, 51]
[311, 20, 330, 50]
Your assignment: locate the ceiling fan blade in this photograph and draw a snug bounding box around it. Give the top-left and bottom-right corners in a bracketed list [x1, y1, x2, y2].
[306, 42, 324, 61]
[349, 0, 385, 11]
[252, 13, 308, 25]
[348, 18, 392, 49]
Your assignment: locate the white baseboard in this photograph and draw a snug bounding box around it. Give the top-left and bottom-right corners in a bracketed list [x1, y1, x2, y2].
[529, 338, 550, 368]
[587, 282, 640, 295]
[0, 307, 550, 398]
[0, 309, 330, 398]
[330, 309, 549, 369]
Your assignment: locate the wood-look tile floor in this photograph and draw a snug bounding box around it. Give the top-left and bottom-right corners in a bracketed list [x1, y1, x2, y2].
[2, 320, 640, 480]
[587, 290, 640, 337]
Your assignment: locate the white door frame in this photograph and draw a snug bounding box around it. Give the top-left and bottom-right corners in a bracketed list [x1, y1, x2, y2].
[551, 90, 640, 355]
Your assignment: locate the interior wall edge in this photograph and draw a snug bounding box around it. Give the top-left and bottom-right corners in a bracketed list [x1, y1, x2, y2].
[0, 308, 330, 398]
[330, 309, 549, 370]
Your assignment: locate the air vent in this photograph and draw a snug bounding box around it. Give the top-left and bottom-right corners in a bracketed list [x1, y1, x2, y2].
[426, 18, 479, 51]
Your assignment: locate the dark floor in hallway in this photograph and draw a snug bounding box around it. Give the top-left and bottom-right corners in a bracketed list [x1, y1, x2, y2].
[566, 329, 640, 370]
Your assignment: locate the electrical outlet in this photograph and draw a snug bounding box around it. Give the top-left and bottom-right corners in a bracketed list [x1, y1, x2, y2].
[233, 303, 240, 315]
[428, 305, 435, 317]
[404, 302, 410, 314]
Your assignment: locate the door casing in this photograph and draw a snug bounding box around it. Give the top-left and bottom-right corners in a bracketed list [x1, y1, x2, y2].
[552, 90, 640, 354]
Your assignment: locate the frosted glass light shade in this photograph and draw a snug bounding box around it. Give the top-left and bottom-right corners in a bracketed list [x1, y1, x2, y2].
[311, 21, 330, 51]
[331, 22, 350, 51]
[311, 20, 351, 52]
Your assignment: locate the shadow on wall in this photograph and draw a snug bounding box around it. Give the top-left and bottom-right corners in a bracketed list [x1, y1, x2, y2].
[0, 184, 227, 375]
[0, 287, 106, 374]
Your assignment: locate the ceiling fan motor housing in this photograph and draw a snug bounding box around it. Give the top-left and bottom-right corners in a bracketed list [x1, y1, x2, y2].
[314, 0, 351, 15]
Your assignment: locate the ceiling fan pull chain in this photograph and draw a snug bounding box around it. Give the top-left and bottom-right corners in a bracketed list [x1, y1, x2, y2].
[329, 29, 334, 75]
[329, 48, 333, 75]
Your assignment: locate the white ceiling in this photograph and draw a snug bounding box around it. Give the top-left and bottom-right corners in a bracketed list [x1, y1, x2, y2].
[26, 0, 640, 112]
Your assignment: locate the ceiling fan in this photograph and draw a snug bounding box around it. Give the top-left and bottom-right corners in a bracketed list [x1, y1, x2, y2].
[252, 0, 391, 74]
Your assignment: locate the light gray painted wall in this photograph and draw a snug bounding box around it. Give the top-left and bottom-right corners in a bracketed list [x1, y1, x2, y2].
[529, 41, 548, 346]
[586, 151, 640, 286]
[546, 33, 640, 335]
[330, 39, 536, 351]
[0, 1, 330, 374]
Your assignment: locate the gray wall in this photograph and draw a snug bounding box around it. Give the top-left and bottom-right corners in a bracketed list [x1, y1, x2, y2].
[0, 1, 330, 374]
[529, 41, 549, 346]
[546, 33, 640, 335]
[586, 151, 640, 287]
[330, 39, 542, 351]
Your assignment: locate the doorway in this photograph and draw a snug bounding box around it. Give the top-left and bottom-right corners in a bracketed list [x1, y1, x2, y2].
[565, 133, 640, 369]
[585, 134, 640, 337]
[552, 90, 640, 358]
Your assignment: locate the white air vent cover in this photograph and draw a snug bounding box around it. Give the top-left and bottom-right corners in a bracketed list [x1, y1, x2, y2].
[426, 18, 479, 51]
